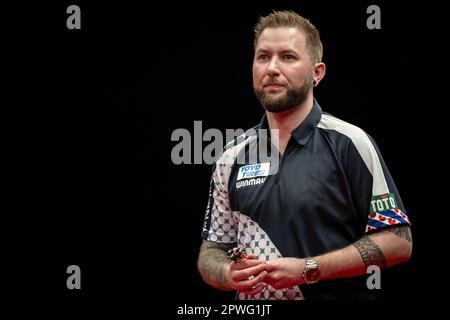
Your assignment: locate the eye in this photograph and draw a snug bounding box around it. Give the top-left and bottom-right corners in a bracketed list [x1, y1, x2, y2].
[256, 54, 269, 61]
[282, 54, 297, 61]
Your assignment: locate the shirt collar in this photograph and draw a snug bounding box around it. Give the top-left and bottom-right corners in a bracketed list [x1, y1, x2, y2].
[258, 99, 323, 146]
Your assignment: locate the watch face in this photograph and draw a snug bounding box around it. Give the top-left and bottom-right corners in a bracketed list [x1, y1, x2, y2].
[306, 267, 320, 282]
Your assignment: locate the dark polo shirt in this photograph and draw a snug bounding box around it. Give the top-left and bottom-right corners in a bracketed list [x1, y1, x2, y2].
[202, 100, 410, 299]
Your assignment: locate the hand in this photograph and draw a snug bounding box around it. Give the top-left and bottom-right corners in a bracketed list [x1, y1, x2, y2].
[263, 258, 305, 290]
[224, 254, 268, 295]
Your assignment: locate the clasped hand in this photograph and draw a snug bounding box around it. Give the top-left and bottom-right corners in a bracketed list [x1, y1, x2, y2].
[224, 255, 305, 295]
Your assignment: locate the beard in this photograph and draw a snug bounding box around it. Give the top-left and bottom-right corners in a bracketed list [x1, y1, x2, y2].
[254, 77, 313, 113]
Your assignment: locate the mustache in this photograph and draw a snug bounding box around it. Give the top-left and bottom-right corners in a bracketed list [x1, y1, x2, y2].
[263, 81, 286, 87]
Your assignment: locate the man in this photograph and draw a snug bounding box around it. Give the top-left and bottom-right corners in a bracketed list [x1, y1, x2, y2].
[197, 10, 412, 299]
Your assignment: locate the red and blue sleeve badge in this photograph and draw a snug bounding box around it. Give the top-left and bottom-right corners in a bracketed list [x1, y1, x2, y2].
[366, 193, 411, 232]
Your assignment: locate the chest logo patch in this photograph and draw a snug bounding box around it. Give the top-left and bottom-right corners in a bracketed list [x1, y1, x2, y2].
[237, 163, 271, 181]
[236, 163, 270, 189]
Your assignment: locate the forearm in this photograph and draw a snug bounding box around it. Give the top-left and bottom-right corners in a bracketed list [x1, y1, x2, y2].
[316, 225, 412, 281]
[197, 240, 234, 291]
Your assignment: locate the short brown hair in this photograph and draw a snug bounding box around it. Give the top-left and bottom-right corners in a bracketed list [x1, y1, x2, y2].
[254, 10, 323, 64]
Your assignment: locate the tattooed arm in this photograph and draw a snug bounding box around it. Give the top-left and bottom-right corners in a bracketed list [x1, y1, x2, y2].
[200, 226, 412, 291]
[197, 240, 269, 292]
[197, 240, 234, 291]
[314, 225, 412, 281]
[263, 225, 412, 289]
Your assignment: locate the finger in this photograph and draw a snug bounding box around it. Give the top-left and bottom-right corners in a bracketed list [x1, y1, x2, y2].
[262, 271, 279, 285]
[234, 264, 268, 281]
[240, 282, 266, 296]
[230, 258, 266, 271]
[245, 254, 257, 259]
[239, 270, 267, 288]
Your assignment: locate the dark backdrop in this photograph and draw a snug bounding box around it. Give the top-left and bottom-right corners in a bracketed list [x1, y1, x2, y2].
[19, 0, 425, 305]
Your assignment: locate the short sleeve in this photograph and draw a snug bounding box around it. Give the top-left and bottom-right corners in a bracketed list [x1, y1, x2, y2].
[345, 133, 410, 233]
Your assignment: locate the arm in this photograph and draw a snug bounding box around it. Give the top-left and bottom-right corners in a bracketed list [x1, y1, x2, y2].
[197, 240, 268, 293]
[264, 128, 413, 289]
[317, 224, 412, 280]
[264, 225, 412, 289]
[197, 240, 234, 291]
[198, 148, 268, 294]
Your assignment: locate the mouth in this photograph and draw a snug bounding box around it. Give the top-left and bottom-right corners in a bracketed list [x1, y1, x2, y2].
[263, 84, 286, 92]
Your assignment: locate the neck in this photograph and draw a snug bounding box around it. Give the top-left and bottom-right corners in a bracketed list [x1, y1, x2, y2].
[266, 95, 314, 155]
[266, 94, 314, 134]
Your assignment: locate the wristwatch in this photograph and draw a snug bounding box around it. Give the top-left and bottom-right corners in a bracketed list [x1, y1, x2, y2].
[302, 257, 320, 284]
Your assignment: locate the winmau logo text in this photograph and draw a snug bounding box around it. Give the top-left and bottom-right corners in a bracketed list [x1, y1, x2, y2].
[236, 177, 267, 189]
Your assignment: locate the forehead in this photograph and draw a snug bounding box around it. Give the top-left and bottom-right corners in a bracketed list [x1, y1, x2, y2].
[256, 27, 307, 52]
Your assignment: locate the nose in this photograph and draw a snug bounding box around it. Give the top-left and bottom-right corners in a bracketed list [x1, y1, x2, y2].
[266, 57, 280, 76]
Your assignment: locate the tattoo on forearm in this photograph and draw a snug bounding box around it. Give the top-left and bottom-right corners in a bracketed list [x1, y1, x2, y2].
[197, 241, 233, 289]
[387, 225, 412, 242]
[353, 236, 387, 269]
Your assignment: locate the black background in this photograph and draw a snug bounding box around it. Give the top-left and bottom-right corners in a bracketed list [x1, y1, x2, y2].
[16, 0, 431, 310]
